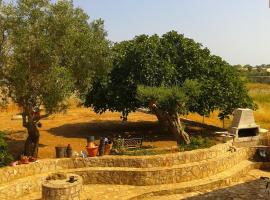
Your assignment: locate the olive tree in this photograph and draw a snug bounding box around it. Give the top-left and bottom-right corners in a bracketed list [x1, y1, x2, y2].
[0, 0, 110, 157]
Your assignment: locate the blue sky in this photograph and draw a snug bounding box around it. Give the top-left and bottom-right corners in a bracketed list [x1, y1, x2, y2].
[3, 0, 270, 65]
[72, 0, 270, 66]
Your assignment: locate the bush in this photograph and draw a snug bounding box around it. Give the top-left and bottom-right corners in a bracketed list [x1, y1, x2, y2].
[111, 145, 169, 156]
[111, 148, 169, 156]
[179, 135, 215, 151]
[0, 132, 13, 167]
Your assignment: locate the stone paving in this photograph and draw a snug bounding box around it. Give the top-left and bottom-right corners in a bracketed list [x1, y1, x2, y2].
[24, 169, 270, 200]
[141, 169, 270, 200]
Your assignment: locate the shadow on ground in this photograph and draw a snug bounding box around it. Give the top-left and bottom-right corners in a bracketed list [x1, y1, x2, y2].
[185, 178, 270, 200]
[47, 120, 217, 142]
[4, 131, 47, 159]
[47, 120, 172, 142]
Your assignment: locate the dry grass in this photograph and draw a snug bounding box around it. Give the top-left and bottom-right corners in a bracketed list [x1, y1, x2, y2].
[184, 112, 232, 129]
[248, 83, 270, 129]
[186, 83, 270, 130]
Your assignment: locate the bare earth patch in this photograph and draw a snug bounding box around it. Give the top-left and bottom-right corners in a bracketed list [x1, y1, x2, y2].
[0, 107, 179, 159]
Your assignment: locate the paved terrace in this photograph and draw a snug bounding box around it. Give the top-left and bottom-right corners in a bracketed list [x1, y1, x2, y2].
[24, 169, 270, 200]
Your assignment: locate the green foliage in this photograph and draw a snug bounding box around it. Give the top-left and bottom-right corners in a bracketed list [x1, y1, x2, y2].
[111, 145, 169, 156]
[0, 0, 110, 113]
[179, 136, 215, 151]
[111, 136, 125, 150]
[86, 31, 255, 119]
[137, 79, 201, 114]
[42, 66, 74, 113]
[0, 132, 13, 167]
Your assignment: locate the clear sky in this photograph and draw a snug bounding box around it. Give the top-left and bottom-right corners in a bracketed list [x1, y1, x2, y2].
[71, 0, 270, 66]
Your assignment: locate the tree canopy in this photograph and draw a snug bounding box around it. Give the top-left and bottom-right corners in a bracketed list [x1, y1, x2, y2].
[0, 0, 111, 157]
[85, 31, 255, 144]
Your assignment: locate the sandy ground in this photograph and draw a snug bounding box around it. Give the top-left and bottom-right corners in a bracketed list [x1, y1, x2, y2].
[0, 107, 180, 159]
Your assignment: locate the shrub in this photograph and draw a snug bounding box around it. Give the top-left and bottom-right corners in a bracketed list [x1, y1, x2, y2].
[111, 148, 169, 156]
[179, 135, 215, 151]
[111, 145, 169, 156]
[0, 132, 13, 167]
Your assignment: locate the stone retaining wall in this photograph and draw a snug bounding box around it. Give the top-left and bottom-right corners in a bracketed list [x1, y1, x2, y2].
[0, 173, 45, 199]
[74, 148, 254, 185]
[128, 162, 261, 200]
[0, 142, 261, 199]
[0, 142, 233, 184]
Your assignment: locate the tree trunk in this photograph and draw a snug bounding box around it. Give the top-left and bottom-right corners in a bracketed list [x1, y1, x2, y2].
[22, 107, 40, 157]
[149, 102, 190, 145]
[153, 107, 169, 131]
[24, 122, 40, 157]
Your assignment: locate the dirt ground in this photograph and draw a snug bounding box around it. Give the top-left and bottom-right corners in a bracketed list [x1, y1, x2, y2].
[0, 103, 221, 159]
[0, 107, 178, 159]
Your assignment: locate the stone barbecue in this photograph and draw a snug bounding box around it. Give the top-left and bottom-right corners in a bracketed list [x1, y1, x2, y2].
[229, 108, 259, 141]
[42, 173, 82, 200]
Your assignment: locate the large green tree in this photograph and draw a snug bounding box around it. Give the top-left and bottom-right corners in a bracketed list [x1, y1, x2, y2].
[0, 0, 110, 157]
[85, 31, 254, 145]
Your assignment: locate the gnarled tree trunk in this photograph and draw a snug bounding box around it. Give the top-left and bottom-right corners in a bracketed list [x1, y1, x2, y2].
[149, 102, 190, 145]
[24, 122, 40, 157]
[22, 107, 40, 157]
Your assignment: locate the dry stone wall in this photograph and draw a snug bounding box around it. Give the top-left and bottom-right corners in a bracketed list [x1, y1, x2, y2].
[0, 142, 232, 184]
[0, 142, 261, 199]
[74, 148, 254, 185]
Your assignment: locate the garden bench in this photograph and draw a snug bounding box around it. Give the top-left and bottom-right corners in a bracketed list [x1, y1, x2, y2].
[123, 138, 143, 148]
[114, 138, 143, 149]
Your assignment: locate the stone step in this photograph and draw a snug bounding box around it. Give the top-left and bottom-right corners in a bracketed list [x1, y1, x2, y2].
[22, 160, 261, 200]
[0, 147, 251, 200]
[0, 142, 234, 185]
[0, 171, 45, 200]
[81, 142, 233, 168]
[61, 148, 251, 185]
[0, 144, 256, 199]
[127, 160, 258, 200]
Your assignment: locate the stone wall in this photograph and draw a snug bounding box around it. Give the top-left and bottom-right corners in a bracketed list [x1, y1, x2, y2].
[74, 148, 254, 185]
[0, 142, 261, 199]
[0, 142, 233, 184]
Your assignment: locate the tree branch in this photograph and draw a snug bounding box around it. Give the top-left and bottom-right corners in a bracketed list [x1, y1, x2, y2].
[22, 112, 27, 128]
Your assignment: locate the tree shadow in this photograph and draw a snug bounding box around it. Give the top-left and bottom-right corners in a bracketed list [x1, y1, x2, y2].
[47, 120, 218, 142]
[185, 178, 270, 200]
[47, 120, 173, 142]
[6, 139, 25, 159]
[4, 131, 47, 159]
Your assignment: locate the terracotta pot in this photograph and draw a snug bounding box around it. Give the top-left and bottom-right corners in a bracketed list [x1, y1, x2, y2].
[86, 146, 99, 157]
[104, 144, 111, 155]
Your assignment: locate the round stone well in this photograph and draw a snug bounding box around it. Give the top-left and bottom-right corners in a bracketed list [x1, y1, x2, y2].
[42, 173, 83, 200]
